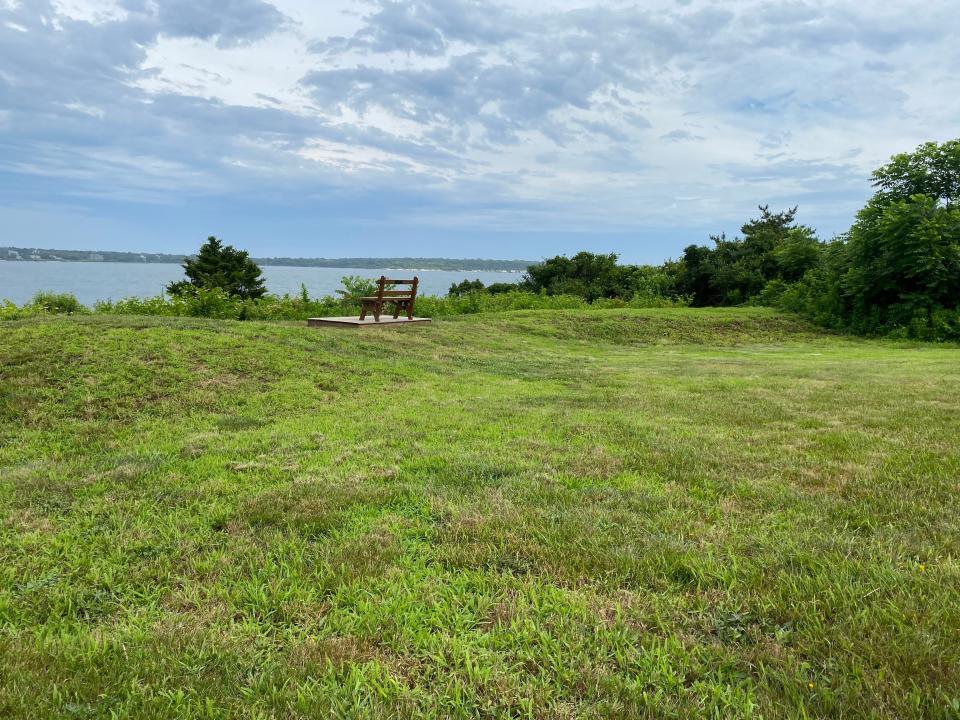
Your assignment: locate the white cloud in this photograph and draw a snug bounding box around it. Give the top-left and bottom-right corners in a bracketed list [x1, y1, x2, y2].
[2, 0, 959, 246]
[63, 101, 105, 118]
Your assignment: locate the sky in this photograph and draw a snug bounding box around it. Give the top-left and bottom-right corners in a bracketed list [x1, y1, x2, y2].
[0, 0, 958, 262]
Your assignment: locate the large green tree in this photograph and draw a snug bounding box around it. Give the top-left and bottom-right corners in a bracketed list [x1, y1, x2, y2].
[843, 196, 960, 328]
[837, 140, 960, 334]
[168, 237, 266, 300]
[779, 139, 960, 339]
[870, 139, 960, 207]
[674, 206, 820, 306]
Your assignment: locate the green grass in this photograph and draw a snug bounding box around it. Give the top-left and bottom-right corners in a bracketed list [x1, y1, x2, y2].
[1, 307, 958, 718]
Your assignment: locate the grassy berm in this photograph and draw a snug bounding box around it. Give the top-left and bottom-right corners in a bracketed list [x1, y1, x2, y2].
[1, 308, 958, 719]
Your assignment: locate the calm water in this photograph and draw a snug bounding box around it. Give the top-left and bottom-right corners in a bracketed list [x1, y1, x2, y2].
[0, 261, 521, 306]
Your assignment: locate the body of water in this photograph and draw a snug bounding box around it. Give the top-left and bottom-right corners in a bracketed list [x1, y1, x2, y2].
[0, 261, 522, 306]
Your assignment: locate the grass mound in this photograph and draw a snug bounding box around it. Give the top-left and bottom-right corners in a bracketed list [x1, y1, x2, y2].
[449, 306, 825, 346]
[1, 309, 959, 718]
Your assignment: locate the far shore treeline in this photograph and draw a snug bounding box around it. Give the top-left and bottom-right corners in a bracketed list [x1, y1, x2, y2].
[0, 247, 531, 273]
[3, 139, 958, 341]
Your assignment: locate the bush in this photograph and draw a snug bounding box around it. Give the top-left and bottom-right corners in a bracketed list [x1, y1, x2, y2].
[448, 279, 486, 297]
[841, 195, 960, 336]
[523, 252, 639, 300]
[97, 287, 241, 319]
[671, 207, 822, 307]
[30, 291, 86, 314]
[485, 282, 521, 294]
[752, 279, 791, 307]
[0, 299, 30, 320]
[336, 275, 383, 302]
[2, 283, 690, 324]
[0, 292, 89, 320]
[96, 287, 347, 322]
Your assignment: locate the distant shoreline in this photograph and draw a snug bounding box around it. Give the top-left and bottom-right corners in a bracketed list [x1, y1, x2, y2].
[0, 247, 533, 273]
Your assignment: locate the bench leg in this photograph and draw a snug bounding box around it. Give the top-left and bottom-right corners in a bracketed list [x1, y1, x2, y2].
[374, 302, 381, 322]
[393, 301, 401, 319]
[359, 302, 367, 320]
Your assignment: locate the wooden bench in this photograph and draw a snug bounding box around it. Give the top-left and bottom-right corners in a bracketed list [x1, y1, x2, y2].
[359, 276, 419, 321]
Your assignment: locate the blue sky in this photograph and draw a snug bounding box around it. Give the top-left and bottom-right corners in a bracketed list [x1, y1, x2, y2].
[1, 0, 958, 262]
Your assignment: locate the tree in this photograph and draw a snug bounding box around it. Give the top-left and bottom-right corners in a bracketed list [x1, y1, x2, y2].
[839, 141, 960, 336]
[772, 229, 822, 282]
[783, 138, 960, 339]
[168, 237, 266, 300]
[485, 282, 521, 294]
[523, 252, 636, 300]
[448, 279, 486, 297]
[672, 207, 820, 306]
[841, 194, 960, 332]
[870, 139, 960, 207]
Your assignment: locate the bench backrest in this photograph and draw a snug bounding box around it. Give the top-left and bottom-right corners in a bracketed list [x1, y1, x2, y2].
[374, 275, 419, 301]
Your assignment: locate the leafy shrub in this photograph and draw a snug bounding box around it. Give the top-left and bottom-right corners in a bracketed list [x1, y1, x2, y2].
[0, 299, 31, 320]
[2, 282, 686, 325]
[523, 252, 660, 301]
[448, 279, 487, 297]
[672, 207, 822, 307]
[336, 275, 383, 301]
[96, 288, 346, 321]
[97, 287, 242, 319]
[485, 282, 521, 294]
[30, 291, 86, 314]
[0, 292, 89, 320]
[841, 195, 960, 337]
[752, 279, 791, 307]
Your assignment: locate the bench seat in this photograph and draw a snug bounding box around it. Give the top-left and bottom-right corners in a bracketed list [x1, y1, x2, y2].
[359, 276, 419, 321]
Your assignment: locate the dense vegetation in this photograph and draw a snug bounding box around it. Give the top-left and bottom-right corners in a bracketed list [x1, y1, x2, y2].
[0, 285, 682, 324]
[670, 206, 820, 306]
[778, 141, 960, 339]
[669, 140, 960, 340]
[449, 253, 678, 304]
[447, 140, 960, 341]
[2, 309, 958, 718]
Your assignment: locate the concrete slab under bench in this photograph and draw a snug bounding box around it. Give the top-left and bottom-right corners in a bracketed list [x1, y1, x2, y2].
[307, 316, 432, 329]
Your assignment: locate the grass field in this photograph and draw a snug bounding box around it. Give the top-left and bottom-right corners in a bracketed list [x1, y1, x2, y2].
[1, 308, 959, 718]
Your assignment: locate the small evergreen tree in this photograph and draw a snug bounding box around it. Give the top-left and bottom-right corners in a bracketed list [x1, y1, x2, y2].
[168, 237, 266, 300]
